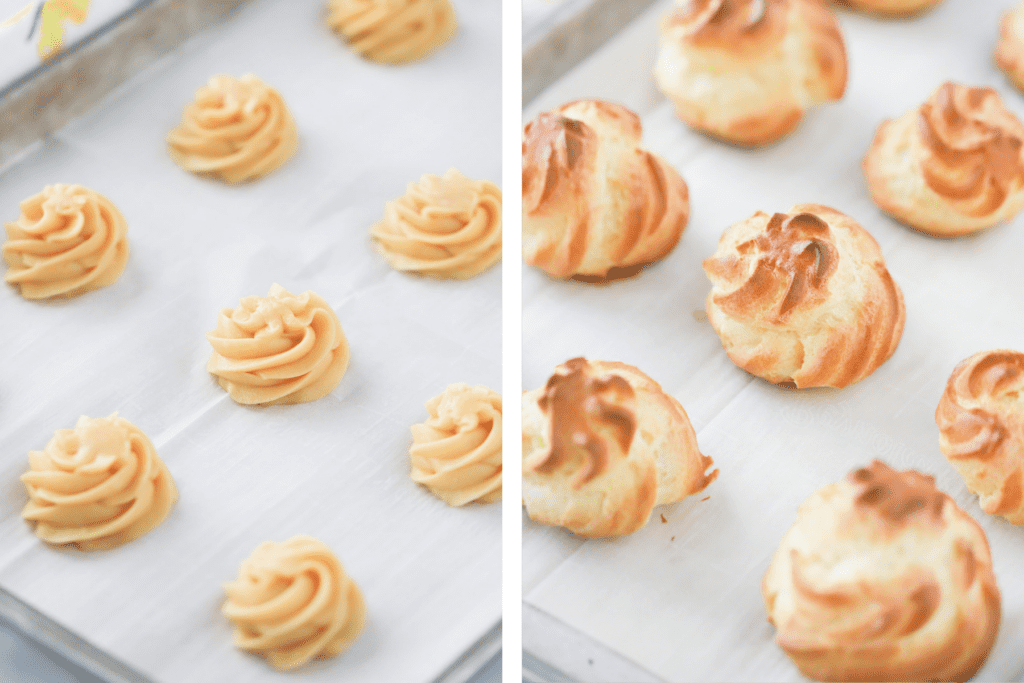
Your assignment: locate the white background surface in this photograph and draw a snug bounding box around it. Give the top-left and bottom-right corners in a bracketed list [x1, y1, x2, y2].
[523, 0, 1024, 680]
[0, 0, 501, 681]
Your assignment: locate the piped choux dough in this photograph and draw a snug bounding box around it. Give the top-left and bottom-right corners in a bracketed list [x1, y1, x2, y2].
[327, 0, 456, 64]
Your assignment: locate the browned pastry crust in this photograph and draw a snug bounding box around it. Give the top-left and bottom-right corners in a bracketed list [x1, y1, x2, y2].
[833, 0, 943, 17]
[522, 100, 690, 281]
[522, 358, 716, 537]
[703, 204, 904, 388]
[996, 3, 1024, 94]
[937, 350, 1024, 525]
[654, 0, 847, 147]
[763, 461, 1001, 682]
[864, 82, 1024, 237]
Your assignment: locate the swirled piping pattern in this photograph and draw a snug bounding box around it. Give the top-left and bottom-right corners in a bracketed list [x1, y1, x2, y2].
[522, 100, 689, 280]
[167, 74, 298, 183]
[763, 461, 1001, 682]
[328, 0, 456, 64]
[937, 349, 1024, 524]
[21, 414, 177, 551]
[223, 536, 366, 670]
[410, 383, 502, 505]
[371, 169, 501, 279]
[207, 284, 350, 405]
[703, 204, 904, 388]
[3, 184, 129, 299]
[918, 83, 1024, 218]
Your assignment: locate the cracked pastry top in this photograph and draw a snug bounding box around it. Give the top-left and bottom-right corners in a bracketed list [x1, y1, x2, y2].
[864, 81, 1024, 237]
[371, 169, 502, 279]
[522, 99, 690, 281]
[21, 414, 178, 551]
[937, 349, 1024, 525]
[3, 184, 129, 299]
[763, 460, 1000, 682]
[167, 74, 298, 184]
[327, 0, 457, 64]
[522, 358, 717, 537]
[703, 204, 904, 389]
[207, 284, 350, 406]
[654, 0, 847, 146]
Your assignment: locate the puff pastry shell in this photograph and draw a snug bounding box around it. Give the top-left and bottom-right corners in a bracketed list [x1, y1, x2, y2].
[522, 358, 717, 537]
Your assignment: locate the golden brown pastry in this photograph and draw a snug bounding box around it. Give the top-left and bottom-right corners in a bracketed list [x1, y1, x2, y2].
[703, 204, 904, 388]
[522, 100, 690, 281]
[522, 358, 717, 537]
[833, 0, 943, 17]
[371, 169, 502, 279]
[410, 383, 502, 505]
[167, 74, 298, 184]
[21, 415, 177, 551]
[763, 461, 1000, 682]
[997, 4, 1024, 94]
[327, 0, 456, 64]
[937, 349, 1024, 525]
[223, 536, 366, 670]
[654, 0, 847, 147]
[864, 82, 1024, 237]
[207, 284, 350, 406]
[3, 184, 129, 299]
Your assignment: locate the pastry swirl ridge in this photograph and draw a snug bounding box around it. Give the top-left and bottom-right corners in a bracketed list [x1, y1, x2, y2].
[328, 0, 456, 64]
[522, 358, 716, 537]
[834, 0, 943, 17]
[371, 169, 502, 279]
[410, 383, 502, 506]
[3, 184, 129, 299]
[167, 74, 298, 184]
[763, 461, 1000, 682]
[21, 414, 177, 551]
[654, 0, 847, 146]
[937, 349, 1024, 524]
[522, 100, 689, 281]
[703, 203, 904, 388]
[207, 284, 350, 406]
[223, 536, 366, 670]
[997, 4, 1024, 94]
[865, 82, 1024, 236]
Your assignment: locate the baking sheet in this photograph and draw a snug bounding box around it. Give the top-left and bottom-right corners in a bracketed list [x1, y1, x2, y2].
[0, 0, 501, 681]
[522, 0, 1024, 681]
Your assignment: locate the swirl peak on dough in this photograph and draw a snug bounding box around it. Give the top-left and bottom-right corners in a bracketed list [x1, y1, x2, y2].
[410, 383, 502, 506]
[655, 0, 847, 146]
[522, 100, 690, 281]
[21, 414, 177, 551]
[167, 74, 298, 184]
[328, 0, 456, 64]
[997, 4, 1024, 95]
[865, 82, 1024, 237]
[371, 169, 501, 279]
[763, 461, 1000, 682]
[523, 358, 716, 537]
[207, 284, 350, 406]
[937, 349, 1024, 524]
[4, 184, 129, 299]
[223, 536, 366, 670]
[703, 204, 904, 388]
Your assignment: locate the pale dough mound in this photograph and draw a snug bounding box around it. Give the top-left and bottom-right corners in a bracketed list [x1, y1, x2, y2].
[167, 74, 298, 183]
[328, 0, 457, 64]
[410, 383, 502, 505]
[3, 184, 129, 299]
[223, 536, 366, 670]
[371, 169, 502, 279]
[21, 414, 177, 551]
[207, 284, 350, 406]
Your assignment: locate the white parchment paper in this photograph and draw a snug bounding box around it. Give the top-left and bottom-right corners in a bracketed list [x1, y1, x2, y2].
[523, 1, 1024, 680]
[0, 1, 501, 681]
